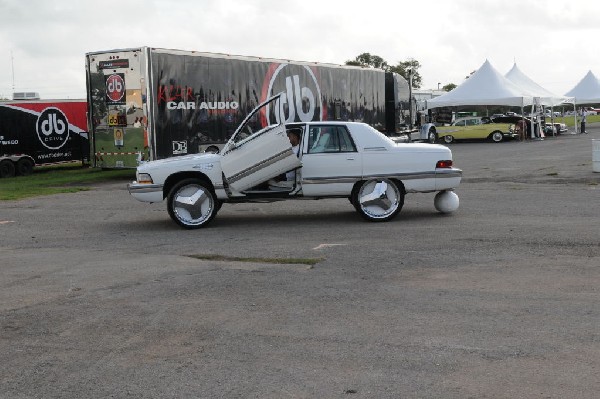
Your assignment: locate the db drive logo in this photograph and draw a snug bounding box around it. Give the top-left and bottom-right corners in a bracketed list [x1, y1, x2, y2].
[105, 73, 126, 104]
[36, 107, 70, 149]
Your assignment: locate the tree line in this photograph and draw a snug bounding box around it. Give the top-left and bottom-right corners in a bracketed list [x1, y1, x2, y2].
[345, 53, 457, 92]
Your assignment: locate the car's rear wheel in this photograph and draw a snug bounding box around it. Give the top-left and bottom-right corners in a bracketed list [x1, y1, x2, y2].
[490, 131, 504, 142]
[353, 179, 404, 222]
[167, 178, 219, 229]
[443, 135, 454, 144]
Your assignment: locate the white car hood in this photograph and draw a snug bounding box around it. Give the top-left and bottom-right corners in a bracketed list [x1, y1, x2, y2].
[138, 153, 221, 172]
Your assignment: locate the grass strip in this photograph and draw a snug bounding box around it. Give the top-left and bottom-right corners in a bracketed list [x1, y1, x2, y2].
[186, 254, 323, 266]
[0, 164, 135, 200]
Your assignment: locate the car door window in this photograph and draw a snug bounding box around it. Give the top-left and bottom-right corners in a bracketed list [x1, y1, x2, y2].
[308, 126, 357, 154]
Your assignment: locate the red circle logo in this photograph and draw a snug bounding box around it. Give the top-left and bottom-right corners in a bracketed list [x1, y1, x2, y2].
[106, 74, 125, 102]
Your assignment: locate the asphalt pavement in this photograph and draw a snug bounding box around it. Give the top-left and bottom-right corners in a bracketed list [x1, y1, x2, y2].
[1, 126, 599, 398]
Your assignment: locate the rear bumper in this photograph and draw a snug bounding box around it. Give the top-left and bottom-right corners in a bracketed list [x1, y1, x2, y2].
[127, 182, 164, 203]
[436, 167, 462, 191]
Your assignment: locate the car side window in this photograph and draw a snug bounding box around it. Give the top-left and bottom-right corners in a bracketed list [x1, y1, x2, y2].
[454, 120, 466, 127]
[308, 126, 357, 154]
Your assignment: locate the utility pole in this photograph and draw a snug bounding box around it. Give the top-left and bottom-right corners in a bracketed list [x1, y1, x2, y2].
[408, 68, 413, 130]
[11, 50, 15, 94]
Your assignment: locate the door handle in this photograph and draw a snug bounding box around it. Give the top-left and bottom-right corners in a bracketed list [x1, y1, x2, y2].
[346, 157, 355, 160]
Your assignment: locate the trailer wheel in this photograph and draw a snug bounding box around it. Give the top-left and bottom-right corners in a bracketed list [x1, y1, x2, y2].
[16, 158, 34, 176]
[167, 178, 219, 229]
[0, 160, 16, 178]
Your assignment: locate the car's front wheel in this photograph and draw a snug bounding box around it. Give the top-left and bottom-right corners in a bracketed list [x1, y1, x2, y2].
[428, 129, 438, 144]
[352, 179, 404, 222]
[167, 178, 219, 229]
[490, 131, 504, 142]
[443, 135, 454, 144]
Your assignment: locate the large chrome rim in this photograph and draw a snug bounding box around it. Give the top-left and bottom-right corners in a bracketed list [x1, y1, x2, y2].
[358, 179, 401, 219]
[172, 184, 214, 226]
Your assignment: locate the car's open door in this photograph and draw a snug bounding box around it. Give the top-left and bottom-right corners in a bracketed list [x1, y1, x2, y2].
[220, 95, 301, 192]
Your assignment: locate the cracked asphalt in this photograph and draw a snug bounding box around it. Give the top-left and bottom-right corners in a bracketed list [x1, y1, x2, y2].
[1, 126, 599, 398]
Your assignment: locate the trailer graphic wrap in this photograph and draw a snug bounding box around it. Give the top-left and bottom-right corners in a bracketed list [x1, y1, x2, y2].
[152, 52, 386, 159]
[86, 50, 146, 168]
[36, 107, 70, 149]
[105, 73, 126, 105]
[86, 48, 409, 166]
[0, 101, 89, 165]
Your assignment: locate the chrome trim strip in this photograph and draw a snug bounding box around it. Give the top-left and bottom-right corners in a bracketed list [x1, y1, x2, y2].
[127, 183, 163, 194]
[301, 168, 462, 185]
[228, 149, 293, 184]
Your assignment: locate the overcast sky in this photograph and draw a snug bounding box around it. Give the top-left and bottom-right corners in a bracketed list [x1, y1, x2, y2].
[1, 0, 598, 99]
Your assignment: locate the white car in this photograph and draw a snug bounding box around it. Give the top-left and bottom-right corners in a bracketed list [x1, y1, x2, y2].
[128, 96, 462, 228]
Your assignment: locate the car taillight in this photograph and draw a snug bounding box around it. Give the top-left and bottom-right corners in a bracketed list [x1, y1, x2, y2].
[436, 160, 453, 168]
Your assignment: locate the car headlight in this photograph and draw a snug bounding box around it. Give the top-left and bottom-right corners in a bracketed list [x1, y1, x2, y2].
[136, 172, 154, 184]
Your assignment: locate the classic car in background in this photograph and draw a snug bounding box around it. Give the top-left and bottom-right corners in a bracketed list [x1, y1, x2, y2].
[430, 116, 517, 143]
[128, 96, 462, 228]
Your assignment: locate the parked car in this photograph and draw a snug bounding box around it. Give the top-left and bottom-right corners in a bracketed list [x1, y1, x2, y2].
[127, 95, 462, 228]
[431, 116, 517, 143]
[544, 121, 568, 135]
[544, 110, 561, 118]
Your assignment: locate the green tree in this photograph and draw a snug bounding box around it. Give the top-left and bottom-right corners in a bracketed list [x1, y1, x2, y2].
[345, 54, 422, 89]
[345, 52, 389, 70]
[442, 83, 457, 91]
[389, 59, 422, 89]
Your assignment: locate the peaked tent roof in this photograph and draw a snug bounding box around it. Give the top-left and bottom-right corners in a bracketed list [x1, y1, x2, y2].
[565, 70, 600, 104]
[505, 63, 573, 106]
[427, 60, 532, 108]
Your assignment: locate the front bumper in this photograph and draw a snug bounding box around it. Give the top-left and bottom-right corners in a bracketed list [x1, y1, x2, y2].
[127, 182, 164, 203]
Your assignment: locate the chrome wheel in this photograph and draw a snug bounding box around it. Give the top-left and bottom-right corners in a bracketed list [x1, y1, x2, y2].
[353, 179, 404, 221]
[428, 130, 437, 144]
[443, 135, 454, 144]
[167, 179, 218, 229]
[491, 131, 504, 142]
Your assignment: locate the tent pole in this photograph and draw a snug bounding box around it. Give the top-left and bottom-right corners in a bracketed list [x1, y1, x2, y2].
[574, 103, 578, 134]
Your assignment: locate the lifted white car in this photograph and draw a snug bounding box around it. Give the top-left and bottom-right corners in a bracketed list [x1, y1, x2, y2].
[128, 96, 462, 228]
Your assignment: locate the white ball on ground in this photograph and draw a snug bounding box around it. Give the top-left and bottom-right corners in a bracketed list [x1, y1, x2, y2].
[434, 191, 459, 213]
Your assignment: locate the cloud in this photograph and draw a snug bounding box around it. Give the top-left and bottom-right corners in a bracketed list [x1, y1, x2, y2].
[1, 0, 598, 98]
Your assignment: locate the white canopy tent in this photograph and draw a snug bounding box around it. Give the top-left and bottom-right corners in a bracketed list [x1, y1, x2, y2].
[505, 63, 576, 134]
[427, 60, 533, 109]
[505, 63, 574, 106]
[565, 70, 600, 104]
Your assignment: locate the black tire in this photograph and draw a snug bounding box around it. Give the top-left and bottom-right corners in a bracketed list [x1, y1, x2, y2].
[352, 179, 404, 222]
[490, 131, 504, 143]
[443, 135, 454, 144]
[0, 160, 16, 178]
[16, 158, 34, 176]
[167, 178, 218, 229]
[428, 129, 438, 144]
